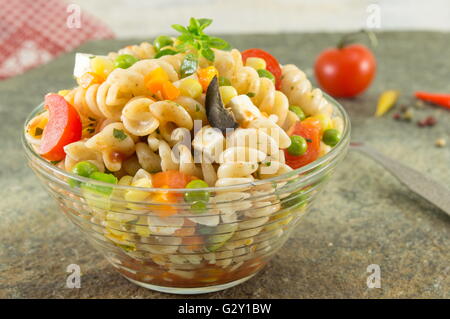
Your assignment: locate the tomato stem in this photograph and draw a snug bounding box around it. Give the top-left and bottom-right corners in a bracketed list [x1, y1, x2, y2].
[337, 29, 378, 49]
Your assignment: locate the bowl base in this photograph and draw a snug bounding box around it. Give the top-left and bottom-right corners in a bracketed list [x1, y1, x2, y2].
[123, 273, 257, 295]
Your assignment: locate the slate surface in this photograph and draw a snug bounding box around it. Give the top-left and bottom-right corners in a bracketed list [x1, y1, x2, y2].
[0, 32, 449, 298]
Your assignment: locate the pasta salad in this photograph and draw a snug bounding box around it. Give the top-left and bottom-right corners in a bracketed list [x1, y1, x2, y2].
[24, 18, 346, 289]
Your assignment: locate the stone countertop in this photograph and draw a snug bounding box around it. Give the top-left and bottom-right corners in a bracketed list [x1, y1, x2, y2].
[0, 32, 449, 299]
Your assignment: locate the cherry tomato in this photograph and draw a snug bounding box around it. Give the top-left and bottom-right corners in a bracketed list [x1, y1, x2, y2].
[38, 94, 82, 161]
[285, 121, 321, 169]
[241, 48, 282, 90]
[314, 44, 376, 98]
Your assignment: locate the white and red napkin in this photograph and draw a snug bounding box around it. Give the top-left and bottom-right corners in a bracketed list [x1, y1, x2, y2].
[0, 0, 114, 80]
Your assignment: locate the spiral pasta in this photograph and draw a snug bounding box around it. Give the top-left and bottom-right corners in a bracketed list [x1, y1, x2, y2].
[121, 97, 159, 136]
[109, 42, 156, 60]
[149, 100, 193, 144]
[63, 140, 104, 172]
[280, 64, 333, 116]
[219, 49, 291, 130]
[135, 142, 161, 173]
[128, 58, 179, 82]
[85, 122, 136, 171]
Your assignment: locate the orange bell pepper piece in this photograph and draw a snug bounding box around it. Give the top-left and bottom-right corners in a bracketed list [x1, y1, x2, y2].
[197, 66, 219, 91]
[145, 67, 169, 95]
[161, 81, 180, 100]
[152, 170, 196, 189]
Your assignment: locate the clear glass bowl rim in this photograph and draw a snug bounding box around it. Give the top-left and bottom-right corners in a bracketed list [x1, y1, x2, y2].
[21, 93, 351, 193]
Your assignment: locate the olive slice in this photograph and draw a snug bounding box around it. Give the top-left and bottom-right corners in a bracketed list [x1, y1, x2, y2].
[205, 76, 238, 134]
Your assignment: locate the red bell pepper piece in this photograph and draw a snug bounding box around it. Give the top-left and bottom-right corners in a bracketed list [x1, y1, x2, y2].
[38, 94, 82, 161]
[415, 91, 450, 110]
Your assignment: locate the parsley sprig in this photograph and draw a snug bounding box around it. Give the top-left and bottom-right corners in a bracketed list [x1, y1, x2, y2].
[171, 18, 231, 62]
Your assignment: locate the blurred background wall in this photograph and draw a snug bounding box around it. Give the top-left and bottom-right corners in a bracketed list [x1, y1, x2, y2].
[72, 0, 450, 38]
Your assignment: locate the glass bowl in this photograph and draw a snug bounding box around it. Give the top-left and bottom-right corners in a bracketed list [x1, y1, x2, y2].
[22, 94, 350, 294]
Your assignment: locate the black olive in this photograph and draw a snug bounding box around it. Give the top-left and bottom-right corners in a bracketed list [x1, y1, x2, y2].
[205, 76, 238, 134]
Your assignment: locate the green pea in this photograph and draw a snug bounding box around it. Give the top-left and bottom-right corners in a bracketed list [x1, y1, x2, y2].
[69, 161, 99, 187]
[184, 179, 210, 203]
[218, 76, 231, 86]
[287, 135, 308, 156]
[322, 129, 341, 147]
[289, 105, 306, 121]
[257, 69, 275, 83]
[153, 35, 174, 51]
[82, 172, 118, 196]
[191, 201, 207, 214]
[114, 54, 138, 69]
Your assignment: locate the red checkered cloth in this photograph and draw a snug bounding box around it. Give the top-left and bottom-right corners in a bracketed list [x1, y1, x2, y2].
[0, 0, 114, 80]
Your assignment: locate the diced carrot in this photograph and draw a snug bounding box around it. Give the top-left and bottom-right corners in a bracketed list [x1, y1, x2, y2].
[77, 72, 104, 89]
[197, 66, 219, 91]
[152, 188, 177, 217]
[162, 81, 180, 100]
[152, 170, 195, 189]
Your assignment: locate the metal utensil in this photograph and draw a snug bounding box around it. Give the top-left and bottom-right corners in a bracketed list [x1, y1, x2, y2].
[350, 142, 450, 216]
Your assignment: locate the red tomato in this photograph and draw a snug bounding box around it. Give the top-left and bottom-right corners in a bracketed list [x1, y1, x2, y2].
[285, 121, 321, 169]
[38, 94, 82, 161]
[314, 44, 376, 98]
[241, 48, 282, 90]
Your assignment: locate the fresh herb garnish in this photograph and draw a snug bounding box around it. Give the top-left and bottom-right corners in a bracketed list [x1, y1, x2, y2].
[154, 48, 178, 59]
[113, 128, 127, 141]
[34, 127, 43, 136]
[306, 138, 312, 143]
[180, 53, 199, 78]
[50, 160, 61, 165]
[247, 92, 256, 98]
[171, 18, 231, 62]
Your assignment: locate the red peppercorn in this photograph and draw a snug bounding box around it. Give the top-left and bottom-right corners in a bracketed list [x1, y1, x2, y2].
[417, 119, 427, 127]
[424, 116, 437, 126]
